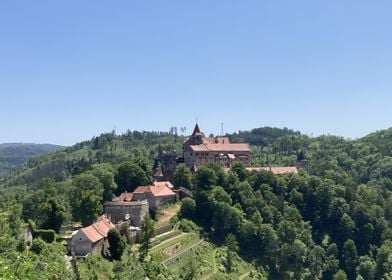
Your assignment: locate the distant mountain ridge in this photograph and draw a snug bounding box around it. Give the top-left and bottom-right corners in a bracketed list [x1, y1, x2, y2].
[0, 143, 64, 178]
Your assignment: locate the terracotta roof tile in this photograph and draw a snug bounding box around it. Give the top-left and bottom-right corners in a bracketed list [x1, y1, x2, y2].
[81, 226, 103, 243]
[190, 143, 250, 152]
[154, 181, 174, 189]
[133, 181, 175, 197]
[133, 186, 151, 193]
[113, 192, 134, 202]
[80, 215, 115, 243]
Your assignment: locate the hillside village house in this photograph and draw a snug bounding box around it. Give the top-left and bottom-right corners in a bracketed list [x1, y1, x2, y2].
[132, 181, 176, 211]
[183, 124, 251, 170]
[70, 215, 114, 257]
[104, 180, 176, 227]
[104, 193, 149, 226]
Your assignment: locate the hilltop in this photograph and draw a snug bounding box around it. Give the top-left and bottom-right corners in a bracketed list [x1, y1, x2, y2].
[0, 143, 64, 178]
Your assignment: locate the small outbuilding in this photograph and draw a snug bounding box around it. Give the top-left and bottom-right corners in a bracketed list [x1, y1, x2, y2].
[70, 215, 115, 257]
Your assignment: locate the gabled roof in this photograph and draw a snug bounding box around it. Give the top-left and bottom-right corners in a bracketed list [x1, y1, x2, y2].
[112, 192, 134, 202]
[134, 181, 175, 197]
[185, 126, 250, 153]
[154, 181, 174, 189]
[190, 143, 250, 152]
[202, 137, 230, 144]
[80, 215, 115, 243]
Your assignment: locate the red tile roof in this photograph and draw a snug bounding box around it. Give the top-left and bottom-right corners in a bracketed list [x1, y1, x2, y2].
[133, 186, 151, 194]
[80, 215, 115, 243]
[154, 181, 174, 189]
[113, 192, 134, 202]
[190, 143, 250, 152]
[205, 137, 230, 144]
[133, 181, 175, 197]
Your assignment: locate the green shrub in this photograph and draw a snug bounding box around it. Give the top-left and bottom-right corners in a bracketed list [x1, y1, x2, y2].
[31, 238, 46, 254]
[33, 229, 56, 243]
[179, 219, 200, 233]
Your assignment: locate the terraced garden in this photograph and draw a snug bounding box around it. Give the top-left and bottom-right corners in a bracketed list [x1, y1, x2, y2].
[149, 230, 263, 280]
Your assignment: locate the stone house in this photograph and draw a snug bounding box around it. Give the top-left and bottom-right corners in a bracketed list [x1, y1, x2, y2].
[70, 215, 114, 257]
[183, 124, 251, 170]
[132, 181, 176, 212]
[104, 192, 149, 227]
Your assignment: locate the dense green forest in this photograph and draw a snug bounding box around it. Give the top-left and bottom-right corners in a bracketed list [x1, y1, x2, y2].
[1, 126, 392, 279]
[0, 143, 64, 179]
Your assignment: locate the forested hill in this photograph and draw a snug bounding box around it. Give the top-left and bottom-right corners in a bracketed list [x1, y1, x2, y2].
[0, 143, 64, 178]
[2, 126, 392, 190]
[228, 126, 301, 146]
[0, 127, 301, 189]
[0, 131, 185, 188]
[1, 127, 392, 278]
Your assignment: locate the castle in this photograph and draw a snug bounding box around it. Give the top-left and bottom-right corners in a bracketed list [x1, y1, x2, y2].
[152, 123, 304, 181]
[182, 123, 251, 170]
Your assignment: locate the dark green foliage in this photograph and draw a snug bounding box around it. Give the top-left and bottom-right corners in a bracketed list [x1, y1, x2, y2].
[33, 229, 56, 243]
[194, 166, 217, 191]
[80, 191, 103, 226]
[3, 127, 392, 278]
[333, 270, 348, 280]
[174, 163, 193, 189]
[115, 161, 152, 194]
[139, 215, 155, 260]
[180, 198, 196, 219]
[107, 228, 126, 261]
[229, 127, 301, 146]
[40, 198, 67, 233]
[225, 233, 239, 272]
[71, 173, 103, 222]
[179, 219, 200, 233]
[118, 223, 132, 244]
[230, 163, 248, 181]
[342, 239, 358, 279]
[111, 249, 146, 279]
[29, 220, 56, 242]
[0, 143, 63, 178]
[376, 241, 392, 279]
[90, 164, 117, 202]
[181, 253, 197, 280]
[189, 157, 392, 279]
[357, 256, 376, 280]
[31, 238, 46, 254]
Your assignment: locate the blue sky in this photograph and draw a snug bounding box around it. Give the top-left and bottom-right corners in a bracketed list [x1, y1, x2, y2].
[1, 1, 391, 145]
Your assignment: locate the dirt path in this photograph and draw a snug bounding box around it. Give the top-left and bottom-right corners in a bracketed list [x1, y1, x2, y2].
[156, 203, 181, 227]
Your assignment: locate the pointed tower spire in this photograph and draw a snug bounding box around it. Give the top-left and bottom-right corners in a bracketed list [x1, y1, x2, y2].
[192, 123, 201, 136]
